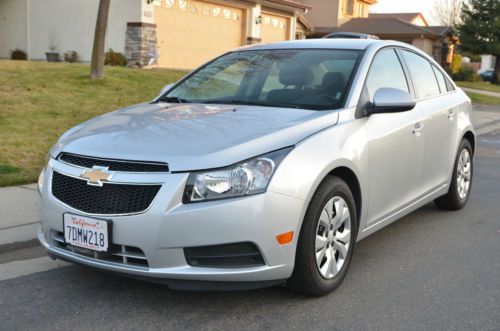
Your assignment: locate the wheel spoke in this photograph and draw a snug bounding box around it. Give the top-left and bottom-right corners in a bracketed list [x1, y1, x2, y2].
[334, 241, 348, 259]
[329, 249, 339, 277]
[316, 246, 326, 266]
[324, 199, 334, 224]
[331, 199, 346, 230]
[335, 229, 351, 243]
[316, 235, 327, 251]
[320, 249, 332, 276]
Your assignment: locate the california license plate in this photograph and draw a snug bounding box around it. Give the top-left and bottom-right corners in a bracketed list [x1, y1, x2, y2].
[63, 214, 111, 252]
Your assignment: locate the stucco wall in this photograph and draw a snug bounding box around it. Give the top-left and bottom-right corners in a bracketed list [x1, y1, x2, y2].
[29, 0, 143, 61]
[412, 38, 434, 56]
[302, 0, 340, 28]
[0, 0, 28, 58]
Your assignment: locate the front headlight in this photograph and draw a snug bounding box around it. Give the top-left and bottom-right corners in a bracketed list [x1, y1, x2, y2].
[184, 147, 292, 203]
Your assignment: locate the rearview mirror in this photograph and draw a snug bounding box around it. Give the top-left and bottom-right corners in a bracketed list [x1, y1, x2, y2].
[368, 88, 416, 114]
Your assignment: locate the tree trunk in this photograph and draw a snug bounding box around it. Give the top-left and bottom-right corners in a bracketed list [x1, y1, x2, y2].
[494, 55, 500, 84]
[90, 0, 111, 80]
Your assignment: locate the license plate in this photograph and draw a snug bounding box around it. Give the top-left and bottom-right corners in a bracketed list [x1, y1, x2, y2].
[63, 214, 111, 252]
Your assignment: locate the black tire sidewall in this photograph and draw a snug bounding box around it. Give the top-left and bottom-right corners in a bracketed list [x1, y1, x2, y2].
[294, 176, 358, 295]
[450, 140, 473, 207]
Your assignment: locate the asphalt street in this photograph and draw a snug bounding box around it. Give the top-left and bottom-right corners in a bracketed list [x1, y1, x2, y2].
[0, 109, 499, 331]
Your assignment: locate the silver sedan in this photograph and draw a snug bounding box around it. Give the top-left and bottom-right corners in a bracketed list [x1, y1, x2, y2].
[38, 39, 474, 296]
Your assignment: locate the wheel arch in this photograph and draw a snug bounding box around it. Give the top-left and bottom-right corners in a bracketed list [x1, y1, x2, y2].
[463, 131, 475, 155]
[327, 166, 362, 227]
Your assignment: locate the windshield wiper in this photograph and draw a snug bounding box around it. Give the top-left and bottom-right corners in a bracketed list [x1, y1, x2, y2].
[200, 99, 300, 109]
[157, 96, 190, 104]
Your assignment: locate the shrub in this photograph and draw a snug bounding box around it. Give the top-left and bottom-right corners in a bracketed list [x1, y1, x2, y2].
[64, 50, 78, 63]
[104, 49, 127, 66]
[451, 54, 462, 74]
[10, 49, 27, 60]
[452, 65, 480, 82]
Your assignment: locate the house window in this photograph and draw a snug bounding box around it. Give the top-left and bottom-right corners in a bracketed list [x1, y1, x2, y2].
[344, 0, 354, 16]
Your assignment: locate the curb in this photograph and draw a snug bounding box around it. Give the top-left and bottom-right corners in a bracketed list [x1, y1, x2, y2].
[0, 238, 40, 254]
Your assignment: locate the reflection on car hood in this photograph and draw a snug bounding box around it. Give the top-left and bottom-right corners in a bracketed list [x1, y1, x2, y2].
[51, 102, 339, 171]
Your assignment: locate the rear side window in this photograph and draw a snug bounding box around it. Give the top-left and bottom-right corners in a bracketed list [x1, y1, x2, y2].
[432, 65, 447, 93]
[401, 50, 440, 99]
[365, 49, 409, 100]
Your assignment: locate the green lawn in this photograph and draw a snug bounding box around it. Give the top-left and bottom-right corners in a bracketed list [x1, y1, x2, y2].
[456, 81, 500, 93]
[466, 91, 500, 106]
[0, 60, 187, 187]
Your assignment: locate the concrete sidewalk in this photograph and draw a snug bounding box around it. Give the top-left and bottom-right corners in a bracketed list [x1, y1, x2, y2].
[0, 184, 40, 246]
[462, 87, 500, 98]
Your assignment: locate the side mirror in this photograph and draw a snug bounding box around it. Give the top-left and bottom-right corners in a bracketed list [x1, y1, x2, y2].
[157, 83, 175, 98]
[368, 88, 416, 114]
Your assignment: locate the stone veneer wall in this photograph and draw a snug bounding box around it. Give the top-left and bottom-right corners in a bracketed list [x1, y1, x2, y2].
[125, 22, 157, 67]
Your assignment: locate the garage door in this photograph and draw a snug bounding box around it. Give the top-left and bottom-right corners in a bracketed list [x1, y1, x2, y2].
[155, 0, 245, 69]
[261, 12, 289, 44]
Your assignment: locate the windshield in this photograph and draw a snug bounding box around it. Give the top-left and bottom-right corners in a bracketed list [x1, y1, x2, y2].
[159, 49, 362, 110]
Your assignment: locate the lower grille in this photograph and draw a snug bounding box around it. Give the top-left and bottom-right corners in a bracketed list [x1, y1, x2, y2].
[184, 242, 265, 268]
[51, 171, 161, 215]
[51, 231, 149, 268]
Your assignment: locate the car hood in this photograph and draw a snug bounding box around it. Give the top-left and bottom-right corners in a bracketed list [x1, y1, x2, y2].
[51, 102, 339, 171]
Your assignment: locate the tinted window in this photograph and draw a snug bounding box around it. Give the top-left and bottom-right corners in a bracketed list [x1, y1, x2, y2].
[365, 49, 409, 100]
[164, 49, 362, 110]
[402, 50, 440, 98]
[432, 65, 447, 93]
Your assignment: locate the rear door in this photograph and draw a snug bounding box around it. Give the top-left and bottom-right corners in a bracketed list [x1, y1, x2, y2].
[399, 50, 458, 192]
[363, 48, 427, 226]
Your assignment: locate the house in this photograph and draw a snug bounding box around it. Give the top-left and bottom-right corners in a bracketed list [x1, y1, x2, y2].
[334, 18, 457, 67]
[0, 0, 312, 69]
[302, 2, 456, 68]
[302, 0, 377, 38]
[369, 12, 429, 27]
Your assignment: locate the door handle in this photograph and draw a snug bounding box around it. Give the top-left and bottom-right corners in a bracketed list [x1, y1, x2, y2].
[448, 109, 456, 120]
[412, 122, 425, 136]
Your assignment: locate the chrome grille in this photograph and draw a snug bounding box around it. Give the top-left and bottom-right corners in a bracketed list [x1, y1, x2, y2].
[58, 153, 169, 172]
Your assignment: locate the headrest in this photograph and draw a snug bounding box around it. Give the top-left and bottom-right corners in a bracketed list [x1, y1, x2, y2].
[278, 61, 312, 87]
[322, 72, 346, 89]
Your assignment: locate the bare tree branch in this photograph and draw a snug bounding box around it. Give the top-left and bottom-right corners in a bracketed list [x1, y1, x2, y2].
[432, 0, 464, 30]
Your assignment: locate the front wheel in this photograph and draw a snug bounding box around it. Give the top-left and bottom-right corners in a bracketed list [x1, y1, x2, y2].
[434, 139, 473, 210]
[287, 176, 357, 296]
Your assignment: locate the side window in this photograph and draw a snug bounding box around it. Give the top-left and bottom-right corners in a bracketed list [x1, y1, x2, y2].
[445, 76, 455, 92]
[432, 65, 447, 93]
[401, 50, 440, 98]
[365, 49, 409, 100]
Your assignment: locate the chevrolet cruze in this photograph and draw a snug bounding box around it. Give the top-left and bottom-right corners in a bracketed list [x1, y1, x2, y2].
[38, 39, 475, 296]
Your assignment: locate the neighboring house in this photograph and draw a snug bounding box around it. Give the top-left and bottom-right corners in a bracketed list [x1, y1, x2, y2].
[369, 12, 429, 27]
[335, 18, 457, 67]
[303, 3, 456, 68]
[0, 0, 311, 69]
[302, 0, 377, 38]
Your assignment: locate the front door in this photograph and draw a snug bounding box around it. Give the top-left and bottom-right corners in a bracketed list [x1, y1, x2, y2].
[363, 48, 426, 226]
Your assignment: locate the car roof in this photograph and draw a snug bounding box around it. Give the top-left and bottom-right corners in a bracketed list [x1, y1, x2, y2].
[236, 38, 382, 51]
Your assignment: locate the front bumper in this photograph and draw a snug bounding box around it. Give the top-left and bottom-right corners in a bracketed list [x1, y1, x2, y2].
[39, 158, 305, 285]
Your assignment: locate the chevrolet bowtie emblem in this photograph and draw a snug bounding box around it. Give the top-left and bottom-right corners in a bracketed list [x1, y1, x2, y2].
[80, 166, 114, 186]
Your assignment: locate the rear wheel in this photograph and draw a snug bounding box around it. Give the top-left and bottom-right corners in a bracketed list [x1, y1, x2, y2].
[434, 139, 473, 210]
[287, 176, 357, 296]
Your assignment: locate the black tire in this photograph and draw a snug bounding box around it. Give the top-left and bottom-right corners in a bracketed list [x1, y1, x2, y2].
[434, 139, 473, 210]
[287, 176, 358, 297]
